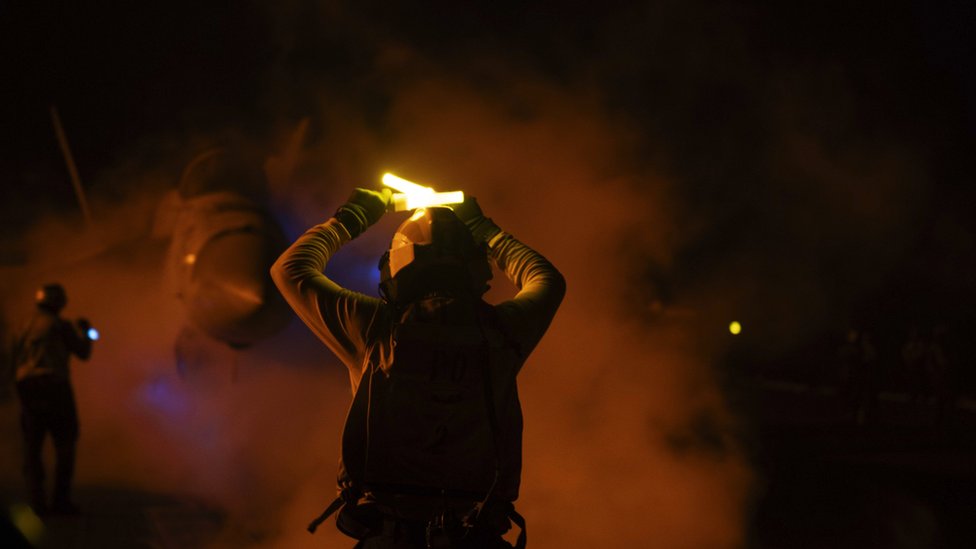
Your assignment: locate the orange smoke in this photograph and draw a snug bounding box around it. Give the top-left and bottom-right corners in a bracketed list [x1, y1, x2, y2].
[263, 66, 756, 547]
[2, 46, 754, 549]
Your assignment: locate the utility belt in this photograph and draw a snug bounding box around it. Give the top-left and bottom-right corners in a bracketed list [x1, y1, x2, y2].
[308, 485, 526, 548]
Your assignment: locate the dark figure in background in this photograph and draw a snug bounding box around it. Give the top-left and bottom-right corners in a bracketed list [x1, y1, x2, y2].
[272, 189, 565, 548]
[839, 328, 879, 425]
[8, 284, 93, 515]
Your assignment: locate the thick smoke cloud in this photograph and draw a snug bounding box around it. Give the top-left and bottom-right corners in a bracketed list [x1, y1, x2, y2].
[4, 0, 971, 547]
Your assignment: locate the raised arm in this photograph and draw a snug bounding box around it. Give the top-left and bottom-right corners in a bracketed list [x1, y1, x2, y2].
[66, 318, 93, 361]
[454, 197, 566, 359]
[270, 188, 392, 372]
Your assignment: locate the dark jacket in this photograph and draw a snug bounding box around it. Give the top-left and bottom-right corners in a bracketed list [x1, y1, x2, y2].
[12, 308, 91, 383]
[271, 215, 564, 502]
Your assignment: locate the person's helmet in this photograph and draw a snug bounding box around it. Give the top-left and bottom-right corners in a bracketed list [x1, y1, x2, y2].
[36, 283, 67, 312]
[378, 207, 491, 305]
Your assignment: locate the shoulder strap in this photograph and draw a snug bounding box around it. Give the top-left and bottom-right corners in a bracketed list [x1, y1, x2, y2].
[306, 496, 344, 534]
[509, 506, 527, 549]
[462, 306, 505, 524]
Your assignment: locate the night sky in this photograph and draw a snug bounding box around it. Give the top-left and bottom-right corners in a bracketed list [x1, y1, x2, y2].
[5, 1, 975, 328]
[2, 2, 976, 545]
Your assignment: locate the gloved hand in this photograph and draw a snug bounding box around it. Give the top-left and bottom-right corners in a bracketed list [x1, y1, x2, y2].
[334, 188, 393, 239]
[453, 196, 501, 243]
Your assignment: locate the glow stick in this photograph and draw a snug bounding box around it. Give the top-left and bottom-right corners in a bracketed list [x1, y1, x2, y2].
[382, 173, 435, 196]
[392, 191, 465, 211]
[382, 173, 464, 211]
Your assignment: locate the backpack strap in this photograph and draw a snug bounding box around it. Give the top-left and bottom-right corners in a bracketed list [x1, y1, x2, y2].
[308, 478, 364, 534]
[306, 496, 344, 534]
[509, 505, 527, 549]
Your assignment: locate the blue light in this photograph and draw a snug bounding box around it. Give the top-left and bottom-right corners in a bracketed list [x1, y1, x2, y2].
[87, 328, 100, 341]
[140, 375, 190, 418]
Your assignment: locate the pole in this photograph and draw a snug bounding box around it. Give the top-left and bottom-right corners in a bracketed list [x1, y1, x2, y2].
[49, 105, 93, 229]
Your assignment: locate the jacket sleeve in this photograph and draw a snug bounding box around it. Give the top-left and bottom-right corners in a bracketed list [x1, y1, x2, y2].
[489, 233, 566, 360]
[63, 320, 92, 361]
[270, 218, 386, 374]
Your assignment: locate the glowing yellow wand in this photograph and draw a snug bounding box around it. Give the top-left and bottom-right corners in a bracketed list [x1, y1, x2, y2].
[382, 173, 464, 212]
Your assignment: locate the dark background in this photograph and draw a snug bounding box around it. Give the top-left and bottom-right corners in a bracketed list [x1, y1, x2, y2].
[3, 1, 976, 547]
[4, 0, 975, 333]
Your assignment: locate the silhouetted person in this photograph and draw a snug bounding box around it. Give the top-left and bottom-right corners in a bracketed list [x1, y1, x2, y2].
[272, 189, 564, 548]
[8, 284, 93, 515]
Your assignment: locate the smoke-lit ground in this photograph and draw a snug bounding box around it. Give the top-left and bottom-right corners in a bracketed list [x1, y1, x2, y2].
[3, 1, 976, 548]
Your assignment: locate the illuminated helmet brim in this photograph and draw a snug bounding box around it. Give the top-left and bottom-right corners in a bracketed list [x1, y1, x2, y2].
[379, 208, 490, 304]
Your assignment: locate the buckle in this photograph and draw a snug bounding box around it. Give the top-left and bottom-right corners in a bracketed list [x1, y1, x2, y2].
[425, 511, 469, 548]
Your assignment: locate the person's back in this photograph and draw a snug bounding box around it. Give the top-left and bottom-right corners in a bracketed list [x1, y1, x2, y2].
[272, 189, 564, 548]
[15, 308, 88, 382]
[347, 296, 512, 495]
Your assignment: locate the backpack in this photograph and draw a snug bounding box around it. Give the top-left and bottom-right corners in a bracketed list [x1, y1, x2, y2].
[345, 298, 503, 498]
[309, 298, 527, 547]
